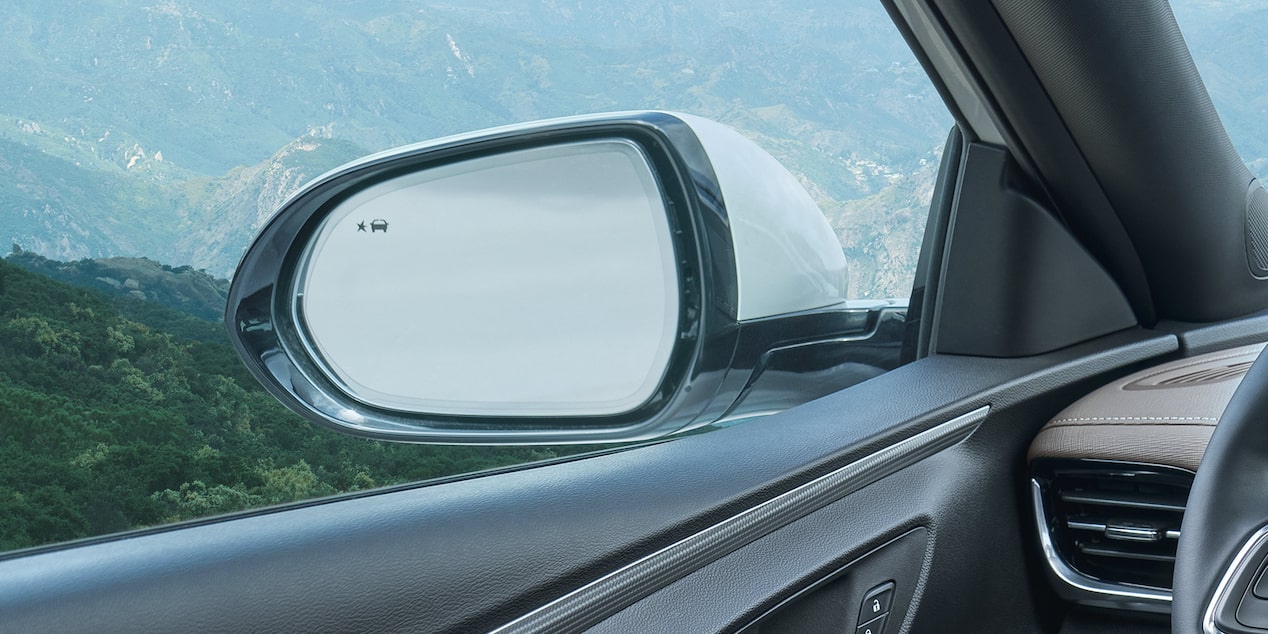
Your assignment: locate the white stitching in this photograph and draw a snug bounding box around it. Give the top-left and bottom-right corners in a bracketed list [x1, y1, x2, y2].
[1049, 416, 1219, 423]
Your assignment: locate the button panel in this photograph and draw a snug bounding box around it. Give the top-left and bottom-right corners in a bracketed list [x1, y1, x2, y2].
[857, 581, 895, 624]
[856, 613, 887, 634]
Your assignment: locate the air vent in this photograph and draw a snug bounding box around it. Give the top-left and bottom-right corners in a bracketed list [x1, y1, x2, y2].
[1032, 460, 1193, 597]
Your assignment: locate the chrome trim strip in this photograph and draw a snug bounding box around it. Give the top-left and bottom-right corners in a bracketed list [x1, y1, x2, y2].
[491, 406, 990, 634]
[1203, 524, 1268, 634]
[1030, 479, 1173, 606]
[1105, 525, 1162, 543]
[1067, 520, 1105, 532]
[1067, 521, 1179, 542]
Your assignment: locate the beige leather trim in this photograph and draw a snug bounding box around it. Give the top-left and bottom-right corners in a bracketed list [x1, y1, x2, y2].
[1028, 342, 1267, 472]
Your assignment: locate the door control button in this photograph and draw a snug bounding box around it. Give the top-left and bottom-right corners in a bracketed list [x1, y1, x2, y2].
[858, 581, 895, 623]
[856, 613, 888, 634]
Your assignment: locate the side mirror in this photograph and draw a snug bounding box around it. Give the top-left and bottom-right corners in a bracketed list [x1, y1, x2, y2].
[227, 112, 894, 445]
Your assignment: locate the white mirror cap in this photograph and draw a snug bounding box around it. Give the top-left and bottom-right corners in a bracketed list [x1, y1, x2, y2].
[675, 113, 849, 321]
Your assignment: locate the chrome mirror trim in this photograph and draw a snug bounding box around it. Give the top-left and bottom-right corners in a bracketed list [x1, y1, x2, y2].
[1202, 524, 1268, 634]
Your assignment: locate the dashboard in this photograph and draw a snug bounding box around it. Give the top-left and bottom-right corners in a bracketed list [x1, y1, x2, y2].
[1029, 343, 1266, 617]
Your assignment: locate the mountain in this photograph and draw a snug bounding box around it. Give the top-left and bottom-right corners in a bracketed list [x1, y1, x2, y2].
[831, 152, 941, 299]
[0, 0, 949, 294]
[5, 249, 229, 321]
[174, 133, 367, 277]
[1, 0, 1266, 297]
[0, 0, 948, 177]
[1171, 0, 1268, 178]
[3, 129, 365, 277]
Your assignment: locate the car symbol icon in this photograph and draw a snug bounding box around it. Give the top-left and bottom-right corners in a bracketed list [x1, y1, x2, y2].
[370, 219, 389, 233]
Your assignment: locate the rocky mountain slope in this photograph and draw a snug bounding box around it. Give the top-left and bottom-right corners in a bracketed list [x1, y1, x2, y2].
[2, 0, 1266, 298]
[6, 248, 229, 320]
[0, 0, 949, 294]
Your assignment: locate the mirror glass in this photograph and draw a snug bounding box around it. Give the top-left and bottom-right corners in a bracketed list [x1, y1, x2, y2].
[295, 139, 680, 417]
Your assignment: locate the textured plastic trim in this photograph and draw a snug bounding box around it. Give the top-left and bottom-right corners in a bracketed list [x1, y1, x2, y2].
[934, 143, 1136, 357]
[992, 0, 1261, 322]
[490, 406, 990, 634]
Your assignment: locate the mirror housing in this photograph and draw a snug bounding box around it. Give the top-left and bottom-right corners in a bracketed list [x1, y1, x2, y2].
[227, 112, 879, 445]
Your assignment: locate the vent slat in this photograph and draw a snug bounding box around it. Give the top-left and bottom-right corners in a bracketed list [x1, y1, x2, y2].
[1058, 491, 1186, 512]
[1065, 517, 1182, 540]
[1066, 520, 1105, 532]
[1078, 543, 1176, 563]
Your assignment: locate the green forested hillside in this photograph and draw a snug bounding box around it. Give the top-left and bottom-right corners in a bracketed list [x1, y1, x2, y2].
[0, 258, 576, 550]
[6, 250, 229, 321]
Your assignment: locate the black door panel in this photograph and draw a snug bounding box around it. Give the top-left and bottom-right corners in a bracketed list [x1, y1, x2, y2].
[0, 331, 1173, 633]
